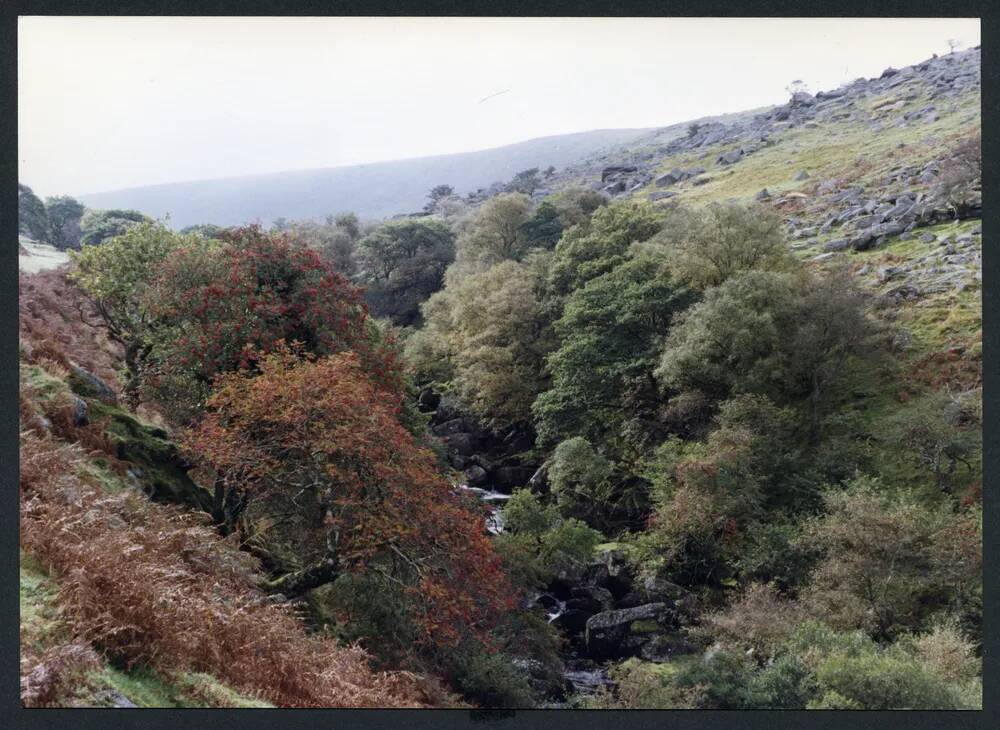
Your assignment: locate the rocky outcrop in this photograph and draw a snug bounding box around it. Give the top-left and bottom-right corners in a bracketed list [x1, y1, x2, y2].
[419, 388, 541, 494]
[584, 602, 688, 661]
[538, 549, 699, 663]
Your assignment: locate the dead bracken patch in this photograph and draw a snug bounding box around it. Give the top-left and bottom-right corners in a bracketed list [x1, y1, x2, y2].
[19, 430, 452, 708]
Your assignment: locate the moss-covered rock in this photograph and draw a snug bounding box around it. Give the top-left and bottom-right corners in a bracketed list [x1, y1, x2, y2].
[87, 400, 214, 513]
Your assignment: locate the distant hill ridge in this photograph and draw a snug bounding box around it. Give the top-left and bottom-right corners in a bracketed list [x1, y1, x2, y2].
[78, 46, 980, 231]
[77, 128, 657, 229]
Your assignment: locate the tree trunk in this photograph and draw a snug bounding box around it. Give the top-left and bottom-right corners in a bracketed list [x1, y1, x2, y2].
[263, 557, 340, 597]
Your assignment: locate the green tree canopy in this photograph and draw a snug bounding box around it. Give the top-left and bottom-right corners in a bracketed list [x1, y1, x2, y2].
[549, 199, 664, 294]
[534, 251, 694, 450]
[18, 183, 50, 243]
[357, 217, 456, 325]
[45, 195, 86, 250]
[79, 208, 151, 247]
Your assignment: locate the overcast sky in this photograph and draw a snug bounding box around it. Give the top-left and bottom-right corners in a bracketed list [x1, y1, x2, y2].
[19, 16, 980, 198]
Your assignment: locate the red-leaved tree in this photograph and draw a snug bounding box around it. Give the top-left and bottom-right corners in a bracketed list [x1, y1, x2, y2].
[185, 346, 514, 651]
[143, 225, 402, 421]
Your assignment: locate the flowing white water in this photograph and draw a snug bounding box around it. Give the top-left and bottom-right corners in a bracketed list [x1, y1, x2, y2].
[455, 484, 511, 534]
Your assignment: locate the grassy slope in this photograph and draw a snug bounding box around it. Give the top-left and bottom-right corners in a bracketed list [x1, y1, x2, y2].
[623, 78, 982, 377]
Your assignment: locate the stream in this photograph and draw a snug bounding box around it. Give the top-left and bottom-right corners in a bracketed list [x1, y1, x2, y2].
[456, 484, 615, 706]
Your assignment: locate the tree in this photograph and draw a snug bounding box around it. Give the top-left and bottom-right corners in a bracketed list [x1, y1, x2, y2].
[520, 201, 563, 250]
[546, 186, 607, 229]
[657, 202, 793, 289]
[534, 252, 694, 450]
[70, 221, 203, 402]
[549, 199, 663, 294]
[289, 216, 360, 278]
[785, 79, 810, 98]
[656, 268, 879, 437]
[79, 208, 151, 247]
[407, 254, 556, 427]
[185, 346, 513, 651]
[935, 133, 981, 219]
[424, 184, 455, 213]
[19, 183, 50, 243]
[357, 217, 456, 325]
[45, 195, 86, 250]
[458, 192, 532, 264]
[142, 225, 400, 422]
[179, 223, 228, 240]
[506, 168, 542, 196]
[637, 394, 810, 585]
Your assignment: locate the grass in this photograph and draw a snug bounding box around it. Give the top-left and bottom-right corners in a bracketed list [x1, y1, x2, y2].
[20, 552, 66, 653]
[636, 83, 979, 210]
[99, 667, 274, 708]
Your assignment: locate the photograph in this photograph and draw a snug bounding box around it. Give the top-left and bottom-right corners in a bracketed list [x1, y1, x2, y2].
[16, 13, 983, 712]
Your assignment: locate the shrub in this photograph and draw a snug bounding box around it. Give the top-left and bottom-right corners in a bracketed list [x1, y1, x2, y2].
[20, 642, 102, 707]
[495, 490, 601, 587]
[700, 582, 807, 658]
[798, 477, 979, 640]
[443, 644, 536, 708]
[810, 646, 966, 709]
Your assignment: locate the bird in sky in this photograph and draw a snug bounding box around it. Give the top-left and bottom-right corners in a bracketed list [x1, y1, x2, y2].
[478, 89, 510, 104]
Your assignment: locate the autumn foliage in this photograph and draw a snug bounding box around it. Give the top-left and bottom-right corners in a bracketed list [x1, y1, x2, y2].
[186, 346, 514, 649]
[143, 226, 402, 418]
[20, 430, 447, 708]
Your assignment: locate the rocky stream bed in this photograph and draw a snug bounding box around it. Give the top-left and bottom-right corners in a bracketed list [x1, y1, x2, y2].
[424, 388, 702, 705]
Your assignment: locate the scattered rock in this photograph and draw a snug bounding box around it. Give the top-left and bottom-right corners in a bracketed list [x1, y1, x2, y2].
[464, 465, 488, 487]
[67, 364, 117, 405]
